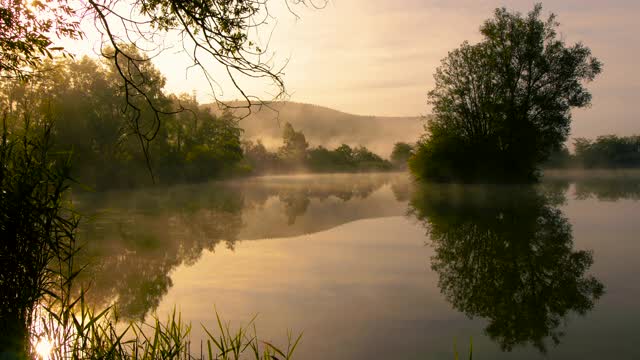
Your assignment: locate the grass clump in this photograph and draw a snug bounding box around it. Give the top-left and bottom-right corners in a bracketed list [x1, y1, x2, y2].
[31, 294, 302, 360]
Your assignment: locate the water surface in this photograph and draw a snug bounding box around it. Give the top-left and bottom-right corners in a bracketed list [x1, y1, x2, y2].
[77, 172, 640, 359]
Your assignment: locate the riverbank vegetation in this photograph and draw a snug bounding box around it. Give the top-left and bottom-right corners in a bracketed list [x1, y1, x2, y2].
[32, 298, 301, 360]
[563, 135, 640, 169]
[0, 51, 393, 358]
[0, 115, 301, 358]
[409, 4, 602, 183]
[0, 55, 399, 192]
[1, 53, 246, 189]
[243, 123, 395, 174]
[540, 135, 640, 169]
[0, 114, 78, 356]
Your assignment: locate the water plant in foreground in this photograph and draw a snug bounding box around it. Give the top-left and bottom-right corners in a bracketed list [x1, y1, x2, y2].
[0, 112, 301, 360]
[31, 293, 302, 360]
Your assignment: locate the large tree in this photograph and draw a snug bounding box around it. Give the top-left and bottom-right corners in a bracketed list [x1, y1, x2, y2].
[410, 4, 602, 183]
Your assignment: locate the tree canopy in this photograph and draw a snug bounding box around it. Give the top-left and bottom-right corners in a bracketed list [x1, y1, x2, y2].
[0, 54, 245, 189]
[1, 0, 324, 171]
[278, 122, 309, 165]
[410, 4, 602, 183]
[574, 135, 640, 168]
[1, 0, 310, 94]
[390, 142, 413, 168]
[243, 122, 393, 173]
[0, 0, 82, 79]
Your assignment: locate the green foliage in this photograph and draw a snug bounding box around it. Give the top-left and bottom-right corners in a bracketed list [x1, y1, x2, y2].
[158, 96, 244, 183]
[0, 123, 297, 356]
[306, 146, 348, 171]
[412, 4, 602, 183]
[0, 0, 82, 80]
[574, 135, 640, 168]
[409, 125, 470, 182]
[278, 122, 309, 167]
[138, 0, 260, 56]
[0, 55, 245, 189]
[0, 114, 79, 357]
[543, 145, 572, 169]
[390, 142, 413, 168]
[242, 139, 281, 173]
[2, 0, 296, 126]
[307, 144, 392, 172]
[242, 122, 393, 174]
[2, 54, 394, 187]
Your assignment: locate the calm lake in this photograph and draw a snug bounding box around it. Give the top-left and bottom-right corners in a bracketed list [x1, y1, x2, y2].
[75, 172, 640, 359]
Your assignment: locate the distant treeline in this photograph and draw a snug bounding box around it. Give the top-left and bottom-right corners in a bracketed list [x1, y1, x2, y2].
[215, 101, 423, 157]
[546, 135, 640, 169]
[1, 53, 247, 189]
[0, 54, 405, 191]
[243, 122, 411, 173]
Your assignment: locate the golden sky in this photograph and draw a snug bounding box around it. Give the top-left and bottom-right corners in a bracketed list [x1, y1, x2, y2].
[70, 0, 640, 140]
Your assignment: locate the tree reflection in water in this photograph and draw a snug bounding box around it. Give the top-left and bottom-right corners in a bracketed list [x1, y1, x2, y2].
[408, 183, 604, 352]
[77, 184, 245, 320]
[74, 173, 401, 320]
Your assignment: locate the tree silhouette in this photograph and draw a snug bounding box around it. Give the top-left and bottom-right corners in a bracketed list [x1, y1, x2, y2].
[278, 122, 309, 166]
[390, 142, 413, 169]
[410, 4, 602, 183]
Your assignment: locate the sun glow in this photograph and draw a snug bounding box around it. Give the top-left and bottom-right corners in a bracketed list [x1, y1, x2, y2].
[34, 337, 53, 360]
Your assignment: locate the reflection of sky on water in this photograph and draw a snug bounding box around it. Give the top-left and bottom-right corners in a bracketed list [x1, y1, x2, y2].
[74, 172, 640, 359]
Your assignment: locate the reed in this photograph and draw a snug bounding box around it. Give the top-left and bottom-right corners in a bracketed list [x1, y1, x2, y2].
[32, 293, 301, 360]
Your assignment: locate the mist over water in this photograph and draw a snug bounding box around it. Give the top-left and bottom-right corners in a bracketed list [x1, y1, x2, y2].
[214, 102, 424, 157]
[74, 171, 640, 359]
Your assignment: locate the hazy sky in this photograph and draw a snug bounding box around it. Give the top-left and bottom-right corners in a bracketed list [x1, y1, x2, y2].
[78, 0, 640, 141]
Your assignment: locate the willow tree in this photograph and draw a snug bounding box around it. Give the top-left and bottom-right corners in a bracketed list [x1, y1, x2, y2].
[410, 4, 602, 183]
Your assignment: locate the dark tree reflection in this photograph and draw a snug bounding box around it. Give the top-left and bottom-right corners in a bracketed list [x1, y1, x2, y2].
[75, 183, 245, 320]
[74, 173, 404, 320]
[574, 175, 640, 201]
[280, 190, 311, 225]
[408, 184, 604, 352]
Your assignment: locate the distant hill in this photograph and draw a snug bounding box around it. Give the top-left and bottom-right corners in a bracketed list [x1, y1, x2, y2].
[205, 101, 425, 157]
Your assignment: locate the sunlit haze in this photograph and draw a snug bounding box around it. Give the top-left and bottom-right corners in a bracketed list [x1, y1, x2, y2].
[60, 0, 640, 143]
[5, 1, 640, 357]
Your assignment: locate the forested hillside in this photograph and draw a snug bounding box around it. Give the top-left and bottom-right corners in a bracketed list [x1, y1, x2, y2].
[207, 101, 424, 157]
